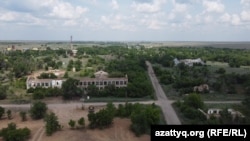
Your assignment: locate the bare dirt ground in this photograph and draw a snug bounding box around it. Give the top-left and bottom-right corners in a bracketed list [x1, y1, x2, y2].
[0, 105, 149, 141]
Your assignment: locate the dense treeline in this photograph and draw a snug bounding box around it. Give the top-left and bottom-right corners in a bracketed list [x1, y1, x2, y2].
[106, 56, 153, 98]
[150, 47, 250, 67]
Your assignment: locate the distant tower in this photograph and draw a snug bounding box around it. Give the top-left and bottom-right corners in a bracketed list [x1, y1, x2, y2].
[70, 35, 73, 50]
[70, 35, 78, 57]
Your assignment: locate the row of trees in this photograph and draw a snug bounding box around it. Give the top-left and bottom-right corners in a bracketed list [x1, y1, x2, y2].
[150, 47, 250, 67]
[87, 102, 161, 136]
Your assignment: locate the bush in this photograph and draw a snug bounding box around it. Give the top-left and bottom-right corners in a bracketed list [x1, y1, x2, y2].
[78, 117, 85, 128]
[44, 112, 61, 136]
[30, 101, 47, 120]
[33, 90, 45, 100]
[0, 123, 30, 141]
[68, 119, 76, 129]
[0, 106, 5, 119]
[20, 111, 27, 121]
[0, 85, 7, 100]
[7, 109, 12, 119]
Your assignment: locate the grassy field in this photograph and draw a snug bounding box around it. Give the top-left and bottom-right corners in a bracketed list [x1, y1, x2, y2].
[207, 61, 250, 74]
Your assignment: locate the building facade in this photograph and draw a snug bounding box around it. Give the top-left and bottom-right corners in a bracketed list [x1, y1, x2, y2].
[26, 71, 128, 90]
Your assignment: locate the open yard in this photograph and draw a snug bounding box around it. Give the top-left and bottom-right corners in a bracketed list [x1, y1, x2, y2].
[0, 103, 149, 141]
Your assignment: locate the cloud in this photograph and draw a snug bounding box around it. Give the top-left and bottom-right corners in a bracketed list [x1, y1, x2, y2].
[131, 0, 166, 13]
[147, 20, 166, 29]
[0, 11, 17, 22]
[241, 0, 250, 7]
[202, 0, 224, 13]
[241, 11, 250, 22]
[48, 1, 88, 19]
[101, 14, 135, 31]
[110, 0, 119, 10]
[220, 13, 231, 23]
[231, 14, 241, 25]
[0, 10, 45, 26]
[172, 1, 188, 13]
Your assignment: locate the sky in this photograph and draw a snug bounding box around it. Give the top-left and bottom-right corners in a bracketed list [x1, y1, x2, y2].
[0, 0, 250, 41]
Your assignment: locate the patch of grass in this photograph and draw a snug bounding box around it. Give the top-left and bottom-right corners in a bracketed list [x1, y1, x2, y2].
[205, 103, 240, 109]
[207, 61, 250, 74]
[206, 61, 228, 67]
[201, 93, 246, 101]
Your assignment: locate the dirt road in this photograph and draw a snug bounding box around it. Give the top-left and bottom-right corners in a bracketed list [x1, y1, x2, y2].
[146, 61, 181, 125]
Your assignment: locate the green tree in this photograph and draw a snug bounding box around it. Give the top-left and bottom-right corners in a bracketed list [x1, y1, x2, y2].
[130, 104, 161, 136]
[20, 111, 27, 121]
[67, 60, 74, 71]
[68, 119, 76, 129]
[88, 108, 114, 129]
[0, 106, 5, 119]
[0, 122, 30, 141]
[216, 68, 226, 74]
[7, 109, 12, 119]
[62, 78, 81, 100]
[30, 101, 47, 120]
[0, 84, 8, 100]
[78, 117, 85, 128]
[106, 102, 116, 117]
[44, 112, 61, 136]
[63, 71, 69, 78]
[183, 93, 204, 109]
[33, 90, 45, 100]
[75, 60, 82, 71]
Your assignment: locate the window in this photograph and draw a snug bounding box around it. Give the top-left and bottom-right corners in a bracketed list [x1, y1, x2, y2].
[88, 82, 91, 85]
[96, 82, 99, 85]
[104, 81, 107, 85]
[112, 81, 115, 84]
[100, 81, 103, 85]
[80, 82, 82, 85]
[45, 83, 48, 86]
[84, 82, 86, 85]
[108, 81, 111, 85]
[116, 81, 119, 85]
[42, 83, 44, 86]
[120, 81, 123, 85]
[92, 82, 95, 85]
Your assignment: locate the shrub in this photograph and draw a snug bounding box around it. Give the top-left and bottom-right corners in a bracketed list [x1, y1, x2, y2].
[30, 101, 47, 120]
[68, 119, 76, 129]
[0, 123, 30, 141]
[20, 111, 27, 121]
[44, 112, 61, 136]
[0, 106, 5, 119]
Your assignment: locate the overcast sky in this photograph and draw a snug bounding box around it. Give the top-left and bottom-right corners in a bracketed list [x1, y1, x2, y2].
[0, 0, 250, 41]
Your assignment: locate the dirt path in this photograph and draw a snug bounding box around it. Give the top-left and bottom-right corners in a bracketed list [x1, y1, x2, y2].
[30, 126, 44, 141]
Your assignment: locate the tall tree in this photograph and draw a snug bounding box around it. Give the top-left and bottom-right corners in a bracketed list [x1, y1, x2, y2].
[30, 101, 47, 120]
[44, 112, 61, 136]
[62, 78, 81, 100]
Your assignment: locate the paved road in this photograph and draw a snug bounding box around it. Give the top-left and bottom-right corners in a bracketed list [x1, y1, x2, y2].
[146, 61, 181, 125]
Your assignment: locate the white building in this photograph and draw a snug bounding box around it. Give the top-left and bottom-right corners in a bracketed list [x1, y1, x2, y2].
[174, 58, 205, 67]
[26, 71, 128, 90]
[26, 77, 64, 89]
